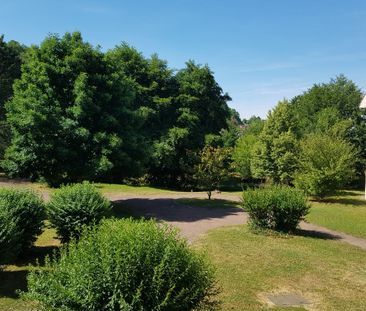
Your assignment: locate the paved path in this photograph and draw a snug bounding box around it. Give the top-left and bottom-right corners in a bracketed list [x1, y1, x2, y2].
[109, 193, 366, 249]
[112, 196, 248, 242]
[0, 178, 365, 249]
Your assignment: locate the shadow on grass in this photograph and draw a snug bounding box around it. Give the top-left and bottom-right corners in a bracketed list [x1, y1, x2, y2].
[0, 270, 28, 298]
[176, 198, 241, 209]
[111, 198, 243, 223]
[294, 228, 341, 241]
[0, 245, 58, 299]
[111, 201, 145, 220]
[317, 197, 366, 206]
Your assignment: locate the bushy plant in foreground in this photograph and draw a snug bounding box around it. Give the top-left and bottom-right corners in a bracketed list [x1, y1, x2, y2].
[25, 219, 218, 311]
[0, 188, 45, 260]
[47, 182, 111, 242]
[242, 186, 310, 232]
[0, 208, 21, 265]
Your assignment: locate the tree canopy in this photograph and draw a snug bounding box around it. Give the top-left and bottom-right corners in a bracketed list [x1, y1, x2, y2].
[2, 32, 234, 187]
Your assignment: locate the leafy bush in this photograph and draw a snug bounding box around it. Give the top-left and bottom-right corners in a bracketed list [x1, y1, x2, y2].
[294, 134, 356, 198]
[0, 188, 45, 259]
[242, 186, 310, 232]
[25, 219, 217, 311]
[0, 208, 21, 265]
[47, 182, 111, 242]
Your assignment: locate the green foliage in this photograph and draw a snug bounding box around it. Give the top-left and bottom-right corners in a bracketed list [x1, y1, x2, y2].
[47, 182, 111, 242]
[242, 186, 309, 232]
[3, 32, 147, 186]
[195, 146, 232, 199]
[0, 35, 25, 116]
[294, 134, 356, 198]
[251, 100, 299, 184]
[292, 75, 366, 184]
[0, 36, 25, 159]
[25, 218, 217, 311]
[0, 188, 45, 260]
[0, 207, 21, 265]
[150, 61, 231, 187]
[3, 34, 231, 188]
[292, 75, 363, 130]
[232, 134, 256, 179]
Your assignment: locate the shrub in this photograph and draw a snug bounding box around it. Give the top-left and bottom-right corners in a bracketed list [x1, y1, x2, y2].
[242, 186, 310, 232]
[0, 188, 45, 259]
[47, 182, 111, 242]
[25, 219, 218, 311]
[294, 133, 356, 198]
[0, 208, 21, 265]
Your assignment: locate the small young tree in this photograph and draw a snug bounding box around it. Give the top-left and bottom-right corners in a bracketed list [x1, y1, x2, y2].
[294, 134, 356, 198]
[232, 133, 256, 179]
[194, 146, 231, 199]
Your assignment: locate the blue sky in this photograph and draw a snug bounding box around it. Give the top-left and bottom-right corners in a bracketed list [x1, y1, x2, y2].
[1, 0, 366, 119]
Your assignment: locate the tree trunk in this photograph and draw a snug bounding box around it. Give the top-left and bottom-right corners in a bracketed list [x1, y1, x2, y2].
[207, 190, 211, 200]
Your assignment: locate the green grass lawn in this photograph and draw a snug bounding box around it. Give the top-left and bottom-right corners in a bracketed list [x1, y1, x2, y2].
[0, 226, 60, 311]
[307, 190, 366, 239]
[94, 183, 183, 195]
[2, 186, 366, 310]
[0, 180, 187, 197]
[196, 225, 366, 311]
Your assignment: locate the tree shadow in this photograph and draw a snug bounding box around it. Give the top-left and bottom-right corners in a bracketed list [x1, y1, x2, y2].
[0, 270, 28, 298]
[112, 198, 243, 223]
[294, 228, 341, 241]
[317, 197, 366, 206]
[0, 245, 58, 299]
[175, 198, 240, 209]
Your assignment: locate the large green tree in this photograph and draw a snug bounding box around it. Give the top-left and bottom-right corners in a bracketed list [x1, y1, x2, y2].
[0, 36, 25, 159]
[3, 32, 147, 186]
[151, 61, 231, 187]
[251, 100, 299, 184]
[0, 35, 25, 116]
[294, 133, 356, 197]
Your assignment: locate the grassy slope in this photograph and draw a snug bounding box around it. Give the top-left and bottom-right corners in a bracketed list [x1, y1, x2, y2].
[196, 225, 366, 311]
[307, 190, 366, 239]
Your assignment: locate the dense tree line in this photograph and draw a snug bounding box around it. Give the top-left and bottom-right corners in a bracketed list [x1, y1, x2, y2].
[234, 75, 365, 196]
[0, 32, 235, 187]
[1, 32, 364, 195]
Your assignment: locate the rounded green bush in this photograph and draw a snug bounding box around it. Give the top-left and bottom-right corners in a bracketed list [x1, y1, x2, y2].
[25, 219, 217, 311]
[0, 188, 45, 261]
[242, 186, 310, 232]
[47, 182, 111, 242]
[0, 208, 21, 265]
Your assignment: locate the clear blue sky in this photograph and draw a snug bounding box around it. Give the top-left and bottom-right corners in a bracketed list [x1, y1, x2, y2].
[1, 0, 366, 119]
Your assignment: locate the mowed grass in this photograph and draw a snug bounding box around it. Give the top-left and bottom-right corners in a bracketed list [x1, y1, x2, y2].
[196, 225, 366, 311]
[2, 186, 366, 310]
[0, 226, 60, 311]
[307, 190, 366, 239]
[94, 183, 183, 195]
[0, 179, 187, 197]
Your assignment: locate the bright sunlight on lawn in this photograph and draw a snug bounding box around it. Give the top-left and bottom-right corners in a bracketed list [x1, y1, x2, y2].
[196, 225, 366, 311]
[307, 190, 366, 239]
